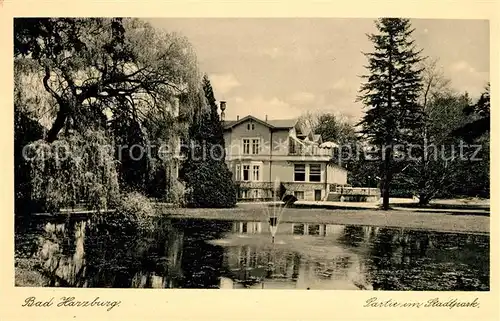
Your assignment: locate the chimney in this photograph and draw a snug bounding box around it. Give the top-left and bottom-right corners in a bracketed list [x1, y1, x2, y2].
[219, 101, 226, 121]
[265, 115, 268, 122]
[237, 115, 239, 121]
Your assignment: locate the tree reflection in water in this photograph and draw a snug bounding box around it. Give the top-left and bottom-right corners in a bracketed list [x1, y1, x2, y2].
[176, 219, 231, 288]
[367, 228, 489, 290]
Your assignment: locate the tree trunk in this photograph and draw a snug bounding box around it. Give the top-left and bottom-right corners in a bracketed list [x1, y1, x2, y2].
[46, 108, 69, 143]
[382, 182, 390, 210]
[381, 148, 392, 210]
[381, 34, 394, 211]
[418, 195, 431, 206]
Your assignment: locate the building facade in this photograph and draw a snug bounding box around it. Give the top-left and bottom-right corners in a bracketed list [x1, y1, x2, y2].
[223, 115, 348, 201]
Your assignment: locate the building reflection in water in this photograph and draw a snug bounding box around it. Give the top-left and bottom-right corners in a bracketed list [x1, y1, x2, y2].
[219, 243, 372, 289]
[231, 221, 345, 237]
[220, 221, 373, 289]
[229, 221, 378, 242]
[220, 245, 300, 289]
[232, 221, 262, 234]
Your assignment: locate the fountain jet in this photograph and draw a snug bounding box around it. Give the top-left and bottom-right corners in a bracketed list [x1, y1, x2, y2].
[268, 178, 285, 244]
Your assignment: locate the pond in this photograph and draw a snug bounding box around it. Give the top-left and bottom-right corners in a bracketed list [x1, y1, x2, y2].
[15, 216, 489, 290]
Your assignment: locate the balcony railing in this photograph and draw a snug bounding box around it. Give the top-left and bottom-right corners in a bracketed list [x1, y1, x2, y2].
[288, 143, 331, 156]
[332, 186, 380, 196]
[235, 181, 274, 189]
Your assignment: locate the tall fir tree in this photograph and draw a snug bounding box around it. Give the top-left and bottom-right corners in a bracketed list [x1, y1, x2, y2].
[357, 18, 424, 210]
[202, 75, 226, 150]
[180, 76, 236, 208]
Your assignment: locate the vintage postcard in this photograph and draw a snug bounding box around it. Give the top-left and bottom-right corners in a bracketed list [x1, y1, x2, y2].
[1, 0, 498, 320]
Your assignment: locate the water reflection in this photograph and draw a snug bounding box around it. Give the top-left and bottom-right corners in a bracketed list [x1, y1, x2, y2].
[15, 217, 489, 290]
[220, 243, 369, 289]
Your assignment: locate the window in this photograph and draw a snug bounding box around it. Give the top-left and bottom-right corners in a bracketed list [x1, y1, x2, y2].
[251, 139, 260, 154]
[247, 124, 251, 130]
[252, 165, 260, 181]
[235, 164, 241, 181]
[247, 123, 255, 130]
[243, 165, 250, 181]
[241, 190, 248, 198]
[294, 191, 304, 200]
[253, 189, 260, 199]
[309, 164, 321, 182]
[293, 224, 305, 235]
[243, 139, 250, 154]
[294, 164, 306, 181]
[308, 224, 320, 236]
[239, 163, 261, 182]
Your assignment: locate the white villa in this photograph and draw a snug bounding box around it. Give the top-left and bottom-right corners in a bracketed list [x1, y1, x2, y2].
[222, 111, 348, 201]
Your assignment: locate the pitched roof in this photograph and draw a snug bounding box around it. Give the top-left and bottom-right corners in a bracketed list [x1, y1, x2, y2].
[223, 115, 298, 130]
[222, 120, 238, 128]
[266, 119, 299, 128]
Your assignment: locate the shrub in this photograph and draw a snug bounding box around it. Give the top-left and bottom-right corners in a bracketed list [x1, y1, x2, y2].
[183, 160, 236, 208]
[112, 192, 155, 232]
[277, 183, 287, 200]
[283, 194, 298, 206]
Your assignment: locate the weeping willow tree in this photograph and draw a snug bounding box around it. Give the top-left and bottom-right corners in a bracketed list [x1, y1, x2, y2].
[14, 18, 200, 141]
[14, 107, 44, 214]
[25, 130, 119, 212]
[14, 18, 201, 212]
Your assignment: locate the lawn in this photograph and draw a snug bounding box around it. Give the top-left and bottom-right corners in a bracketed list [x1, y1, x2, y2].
[160, 202, 489, 234]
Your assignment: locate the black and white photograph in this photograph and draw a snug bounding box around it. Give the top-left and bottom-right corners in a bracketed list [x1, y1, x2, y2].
[12, 16, 491, 294]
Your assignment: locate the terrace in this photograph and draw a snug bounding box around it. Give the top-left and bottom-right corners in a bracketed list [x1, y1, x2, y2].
[288, 139, 331, 157]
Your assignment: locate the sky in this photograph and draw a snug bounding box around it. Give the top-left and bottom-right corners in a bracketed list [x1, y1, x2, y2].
[147, 18, 490, 123]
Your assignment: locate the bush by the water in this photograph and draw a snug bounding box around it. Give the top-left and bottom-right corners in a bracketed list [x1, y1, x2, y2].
[283, 194, 298, 205]
[183, 160, 236, 208]
[112, 192, 155, 231]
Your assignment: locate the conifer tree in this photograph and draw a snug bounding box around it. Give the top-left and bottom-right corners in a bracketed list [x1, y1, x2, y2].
[181, 76, 236, 208]
[357, 18, 424, 210]
[202, 75, 226, 151]
[453, 83, 490, 141]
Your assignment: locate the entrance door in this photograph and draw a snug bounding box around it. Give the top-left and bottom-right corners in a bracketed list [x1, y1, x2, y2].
[314, 190, 322, 201]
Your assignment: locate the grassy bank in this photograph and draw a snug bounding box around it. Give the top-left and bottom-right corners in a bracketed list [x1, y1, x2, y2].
[161, 205, 489, 234]
[15, 258, 50, 287]
[27, 199, 490, 235]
